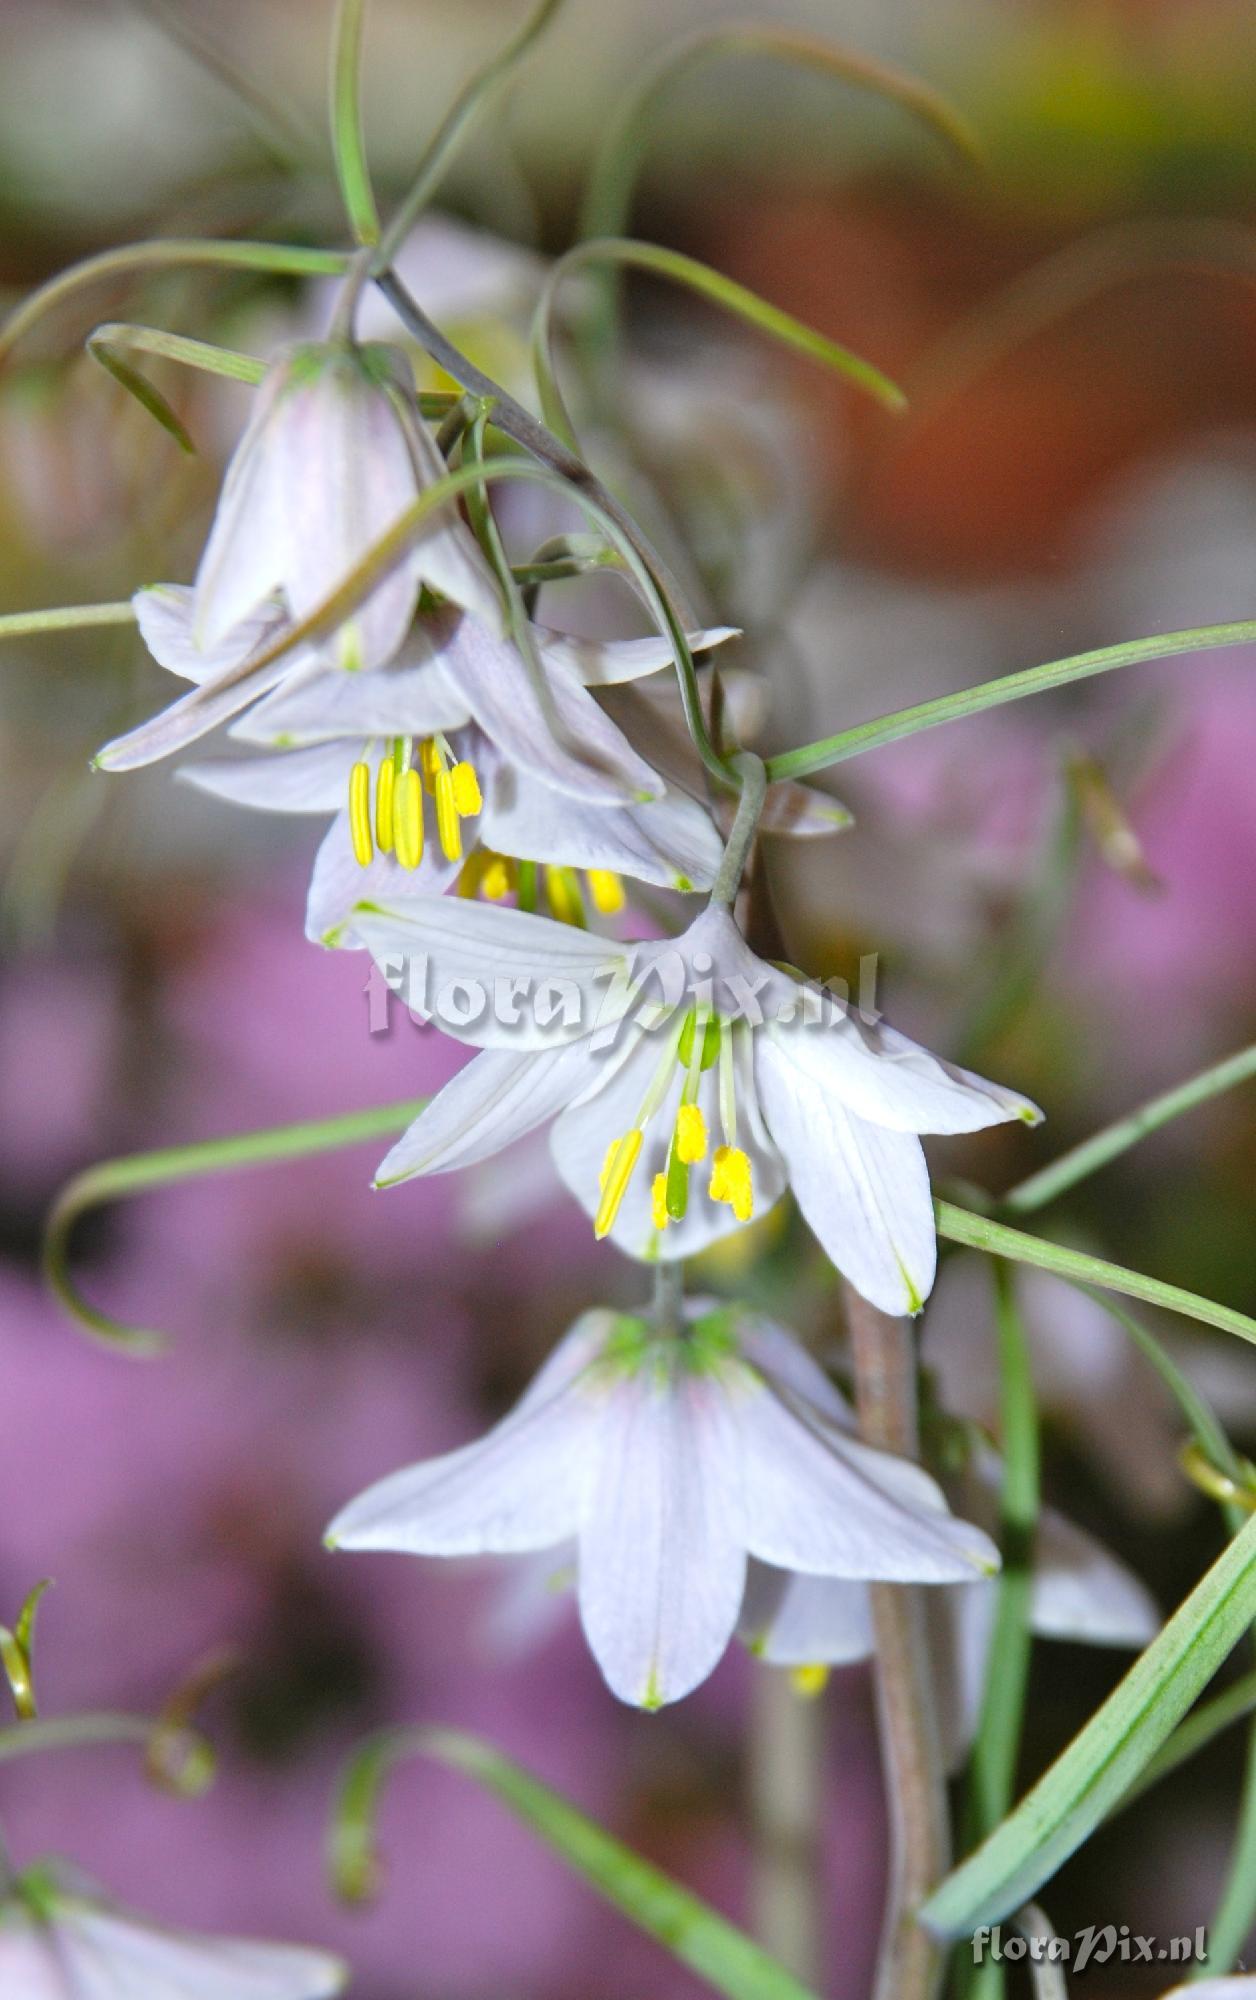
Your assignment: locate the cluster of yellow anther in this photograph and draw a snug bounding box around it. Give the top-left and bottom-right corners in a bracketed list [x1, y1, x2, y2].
[455, 851, 626, 924]
[348, 736, 482, 870]
[593, 1011, 755, 1240]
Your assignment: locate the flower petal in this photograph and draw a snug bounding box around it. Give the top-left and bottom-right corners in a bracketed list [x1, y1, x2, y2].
[179, 743, 351, 814]
[756, 1036, 937, 1314]
[443, 611, 663, 803]
[327, 1317, 604, 1555]
[737, 1562, 874, 1666]
[577, 1360, 745, 1707]
[759, 779, 853, 839]
[231, 644, 469, 748]
[374, 1043, 591, 1185]
[403, 405, 506, 634]
[764, 1014, 1041, 1138]
[734, 1311, 854, 1428]
[480, 766, 722, 891]
[54, 1899, 347, 1999]
[306, 810, 462, 948]
[94, 642, 314, 771]
[1030, 1507, 1160, 1648]
[134, 584, 289, 685]
[0, 1916, 64, 1999]
[538, 623, 739, 688]
[352, 896, 629, 1048]
[193, 363, 290, 645]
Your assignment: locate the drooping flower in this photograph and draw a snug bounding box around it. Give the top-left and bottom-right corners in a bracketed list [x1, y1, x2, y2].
[354, 897, 1040, 1314]
[327, 1302, 999, 1709]
[93, 340, 505, 768]
[0, 1861, 345, 1998]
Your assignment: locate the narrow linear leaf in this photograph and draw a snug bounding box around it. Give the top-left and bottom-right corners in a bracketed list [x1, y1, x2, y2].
[330, 0, 380, 245]
[764, 622, 1256, 784]
[1004, 1043, 1256, 1216]
[90, 322, 267, 386]
[88, 343, 195, 452]
[43, 1097, 428, 1351]
[921, 1510, 1256, 1936]
[1121, 1666, 1256, 1808]
[0, 603, 136, 640]
[331, 1725, 820, 2000]
[935, 1203, 1256, 1347]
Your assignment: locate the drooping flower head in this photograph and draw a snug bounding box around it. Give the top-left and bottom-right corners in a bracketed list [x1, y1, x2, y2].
[354, 897, 1041, 1315]
[327, 1300, 1000, 1708]
[0, 1860, 345, 1998]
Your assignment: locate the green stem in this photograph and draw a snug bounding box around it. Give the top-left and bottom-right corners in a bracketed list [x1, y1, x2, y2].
[1197, 1724, 1256, 1977]
[710, 754, 767, 907]
[0, 603, 136, 639]
[763, 622, 1256, 785]
[329, 0, 381, 246]
[748, 1667, 824, 1987]
[1003, 1044, 1256, 1216]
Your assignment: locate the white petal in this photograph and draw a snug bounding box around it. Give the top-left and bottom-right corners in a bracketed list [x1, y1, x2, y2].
[55, 1900, 346, 1999]
[537, 623, 739, 688]
[327, 1317, 604, 1555]
[353, 896, 630, 1048]
[403, 410, 506, 633]
[305, 810, 461, 948]
[1030, 1507, 1160, 1648]
[756, 1037, 937, 1314]
[134, 584, 287, 685]
[232, 645, 469, 748]
[481, 766, 722, 891]
[444, 611, 663, 803]
[374, 1043, 591, 1184]
[737, 1563, 874, 1665]
[577, 1361, 745, 1706]
[759, 779, 853, 839]
[0, 1917, 64, 1999]
[928, 1582, 997, 1769]
[734, 1312, 854, 1428]
[94, 642, 309, 771]
[193, 361, 290, 645]
[764, 1014, 1041, 1138]
[550, 1022, 788, 1262]
[737, 1373, 999, 1580]
[179, 743, 351, 814]
[1164, 1981, 1256, 1997]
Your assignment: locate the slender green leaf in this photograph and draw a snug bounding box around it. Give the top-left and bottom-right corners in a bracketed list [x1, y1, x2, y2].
[43, 1097, 428, 1351]
[0, 239, 350, 369]
[764, 623, 1256, 785]
[0, 1581, 52, 1720]
[1004, 1044, 1256, 1216]
[88, 345, 195, 452]
[0, 602, 136, 640]
[0, 1708, 211, 1793]
[934, 1203, 1256, 1347]
[373, 0, 564, 269]
[90, 322, 267, 385]
[330, 0, 380, 245]
[331, 1725, 820, 2000]
[1121, 1667, 1256, 1807]
[921, 1511, 1256, 1936]
[534, 235, 905, 453]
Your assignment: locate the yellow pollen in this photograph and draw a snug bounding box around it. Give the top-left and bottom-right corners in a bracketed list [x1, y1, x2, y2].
[375, 755, 396, 852]
[348, 760, 373, 866]
[394, 768, 425, 870]
[480, 854, 514, 901]
[420, 738, 442, 792]
[545, 866, 585, 928]
[710, 1145, 753, 1222]
[791, 1664, 831, 1700]
[587, 869, 625, 915]
[435, 770, 463, 861]
[675, 1102, 708, 1165]
[450, 760, 482, 817]
[595, 1129, 643, 1238]
[651, 1172, 669, 1231]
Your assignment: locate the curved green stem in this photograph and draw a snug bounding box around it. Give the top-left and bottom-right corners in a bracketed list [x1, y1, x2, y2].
[710, 753, 767, 907]
[43, 1097, 430, 1351]
[329, 0, 380, 246]
[0, 603, 136, 640]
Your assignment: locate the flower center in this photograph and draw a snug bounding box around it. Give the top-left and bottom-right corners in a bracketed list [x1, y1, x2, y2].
[348, 735, 482, 870]
[594, 1009, 754, 1240]
[454, 852, 626, 926]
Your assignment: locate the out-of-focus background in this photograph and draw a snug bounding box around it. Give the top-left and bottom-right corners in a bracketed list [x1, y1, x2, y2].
[0, 2, 1254, 1995]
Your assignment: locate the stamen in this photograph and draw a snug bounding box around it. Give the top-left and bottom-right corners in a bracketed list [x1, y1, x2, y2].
[679, 1010, 722, 1070]
[375, 755, 396, 852]
[675, 1103, 708, 1165]
[790, 1664, 830, 1699]
[394, 768, 425, 870]
[587, 869, 625, 915]
[718, 1023, 738, 1146]
[420, 738, 442, 793]
[349, 760, 373, 866]
[595, 1130, 643, 1238]
[435, 770, 462, 861]
[450, 760, 482, 817]
[665, 1137, 689, 1222]
[651, 1173, 669, 1231]
[480, 854, 515, 901]
[710, 1145, 753, 1222]
[545, 866, 585, 928]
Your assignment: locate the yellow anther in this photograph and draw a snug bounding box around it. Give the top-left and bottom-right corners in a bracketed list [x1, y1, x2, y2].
[435, 770, 463, 861]
[394, 768, 425, 870]
[587, 869, 625, 915]
[480, 854, 515, 901]
[348, 761, 373, 867]
[375, 755, 396, 852]
[420, 738, 443, 792]
[710, 1145, 754, 1222]
[545, 866, 585, 928]
[651, 1172, 669, 1231]
[791, 1664, 831, 1700]
[595, 1129, 643, 1239]
[675, 1102, 708, 1165]
[450, 760, 482, 817]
